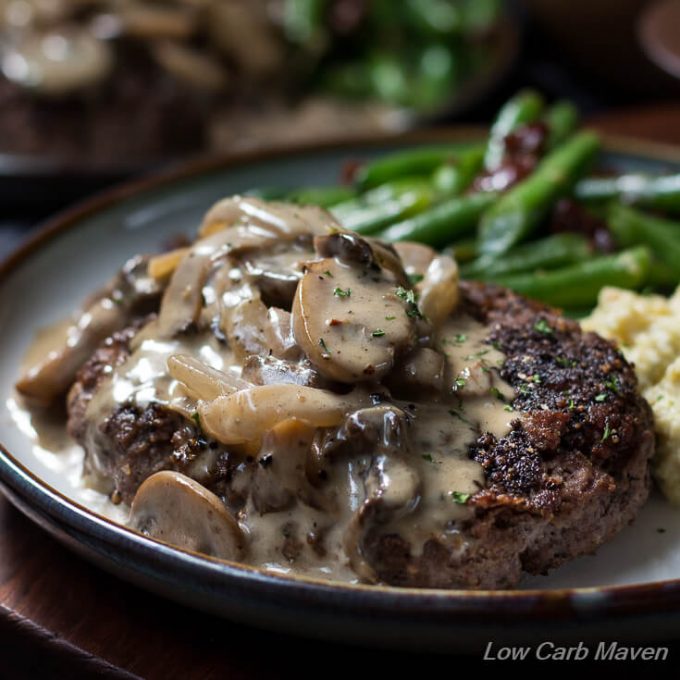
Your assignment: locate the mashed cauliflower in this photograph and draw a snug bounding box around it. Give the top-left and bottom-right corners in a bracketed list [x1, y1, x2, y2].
[583, 287, 680, 504]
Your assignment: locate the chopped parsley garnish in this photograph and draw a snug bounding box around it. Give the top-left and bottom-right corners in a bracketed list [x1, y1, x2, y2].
[519, 384, 531, 396]
[333, 286, 351, 298]
[318, 338, 331, 358]
[385, 315, 396, 321]
[408, 273, 424, 285]
[395, 285, 423, 319]
[601, 420, 612, 442]
[191, 411, 201, 427]
[556, 356, 577, 368]
[605, 376, 621, 393]
[595, 393, 607, 403]
[451, 491, 471, 505]
[464, 350, 489, 360]
[324, 270, 334, 278]
[454, 377, 467, 389]
[503, 404, 514, 412]
[448, 408, 473, 427]
[421, 453, 434, 463]
[531, 374, 541, 384]
[454, 333, 468, 344]
[568, 398, 575, 410]
[533, 318, 553, 335]
[371, 329, 386, 337]
[490, 386, 506, 402]
[111, 292, 125, 307]
[395, 286, 416, 304]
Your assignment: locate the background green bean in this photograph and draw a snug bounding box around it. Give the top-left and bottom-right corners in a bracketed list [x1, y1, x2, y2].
[544, 101, 579, 149]
[461, 233, 592, 280]
[575, 174, 680, 213]
[478, 131, 600, 258]
[484, 89, 545, 170]
[356, 143, 482, 189]
[608, 203, 680, 276]
[378, 192, 496, 246]
[492, 247, 651, 308]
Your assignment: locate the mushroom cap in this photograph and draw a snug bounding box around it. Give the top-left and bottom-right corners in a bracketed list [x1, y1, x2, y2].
[129, 471, 245, 561]
[2, 28, 113, 96]
[292, 257, 417, 383]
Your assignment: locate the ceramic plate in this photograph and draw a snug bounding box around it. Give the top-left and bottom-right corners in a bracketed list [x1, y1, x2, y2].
[1, 132, 679, 651]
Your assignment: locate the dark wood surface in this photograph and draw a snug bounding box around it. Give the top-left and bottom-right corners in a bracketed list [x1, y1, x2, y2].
[2, 107, 680, 678]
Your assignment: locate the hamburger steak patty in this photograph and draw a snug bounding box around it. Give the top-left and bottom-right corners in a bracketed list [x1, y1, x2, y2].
[363, 282, 654, 588]
[66, 281, 654, 589]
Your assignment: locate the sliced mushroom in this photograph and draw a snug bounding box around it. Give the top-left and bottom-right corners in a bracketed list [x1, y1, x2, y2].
[129, 471, 245, 561]
[292, 257, 417, 383]
[118, 3, 198, 40]
[310, 405, 411, 469]
[314, 231, 409, 287]
[220, 288, 271, 361]
[393, 241, 436, 280]
[2, 28, 114, 96]
[385, 347, 445, 397]
[207, 1, 283, 79]
[198, 384, 367, 445]
[16, 256, 161, 406]
[241, 247, 308, 309]
[199, 196, 337, 240]
[417, 253, 460, 329]
[251, 419, 317, 514]
[156, 251, 211, 337]
[152, 40, 227, 92]
[321, 406, 421, 582]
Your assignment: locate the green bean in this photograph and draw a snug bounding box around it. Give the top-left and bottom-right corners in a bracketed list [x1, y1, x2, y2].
[461, 233, 592, 280]
[356, 143, 483, 190]
[484, 90, 545, 171]
[544, 101, 579, 150]
[647, 258, 678, 289]
[492, 247, 651, 308]
[432, 146, 485, 196]
[377, 192, 497, 247]
[287, 185, 355, 207]
[332, 179, 435, 234]
[607, 203, 680, 277]
[575, 174, 680, 213]
[478, 131, 600, 258]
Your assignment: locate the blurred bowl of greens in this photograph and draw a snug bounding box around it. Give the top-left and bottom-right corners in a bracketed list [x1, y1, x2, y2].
[0, 0, 518, 177]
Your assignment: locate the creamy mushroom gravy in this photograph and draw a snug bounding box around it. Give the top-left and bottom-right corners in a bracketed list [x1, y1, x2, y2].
[14, 196, 518, 584]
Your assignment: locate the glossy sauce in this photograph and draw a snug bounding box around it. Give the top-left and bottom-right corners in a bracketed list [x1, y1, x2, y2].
[14, 198, 518, 583]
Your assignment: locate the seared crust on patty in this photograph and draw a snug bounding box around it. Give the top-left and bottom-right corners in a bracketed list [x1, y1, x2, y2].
[362, 282, 654, 588]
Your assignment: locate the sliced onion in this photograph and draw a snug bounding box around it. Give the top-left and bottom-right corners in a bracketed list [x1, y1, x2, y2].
[168, 354, 248, 401]
[198, 384, 367, 445]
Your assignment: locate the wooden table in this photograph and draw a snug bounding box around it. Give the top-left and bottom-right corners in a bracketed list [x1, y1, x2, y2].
[2, 106, 680, 678]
